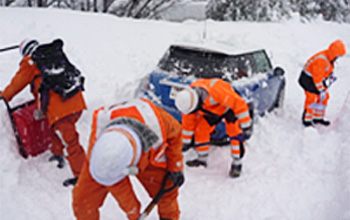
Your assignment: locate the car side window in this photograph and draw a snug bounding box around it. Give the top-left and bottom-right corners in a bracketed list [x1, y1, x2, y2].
[252, 51, 272, 73]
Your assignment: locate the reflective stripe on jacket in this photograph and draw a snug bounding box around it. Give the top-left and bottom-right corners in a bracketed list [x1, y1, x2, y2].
[301, 51, 333, 93]
[88, 98, 183, 172]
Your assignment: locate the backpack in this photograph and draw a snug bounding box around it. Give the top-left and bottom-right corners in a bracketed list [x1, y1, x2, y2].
[31, 39, 85, 113]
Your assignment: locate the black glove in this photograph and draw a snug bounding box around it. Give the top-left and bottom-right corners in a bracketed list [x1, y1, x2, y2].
[182, 143, 193, 152]
[168, 172, 185, 187]
[242, 126, 253, 140]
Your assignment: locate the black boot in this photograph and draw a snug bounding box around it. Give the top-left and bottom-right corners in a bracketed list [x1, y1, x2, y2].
[49, 155, 65, 168]
[302, 120, 313, 127]
[229, 164, 242, 178]
[186, 159, 207, 167]
[313, 119, 330, 126]
[63, 177, 78, 187]
[302, 110, 313, 127]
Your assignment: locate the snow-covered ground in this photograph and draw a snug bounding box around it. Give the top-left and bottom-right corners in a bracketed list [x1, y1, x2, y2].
[0, 8, 349, 220]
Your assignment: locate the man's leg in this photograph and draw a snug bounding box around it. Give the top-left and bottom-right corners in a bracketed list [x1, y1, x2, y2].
[53, 112, 86, 177]
[303, 91, 318, 126]
[49, 127, 65, 168]
[226, 121, 244, 178]
[313, 92, 330, 125]
[72, 161, 108, 220]
[186, 117, 214, 167]
[137, 166, 180, 220]
[108, 177, 141, 220]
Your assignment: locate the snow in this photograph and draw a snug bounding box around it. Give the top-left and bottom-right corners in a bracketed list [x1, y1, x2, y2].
[1, 7, 350, 220]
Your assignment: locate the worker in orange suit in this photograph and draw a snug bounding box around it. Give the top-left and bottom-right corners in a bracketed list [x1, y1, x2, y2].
[0, 39, 86, 186]
[174, 78, 252, 178]
[298, 39, 346, 127]
[72, 98, 184, 220]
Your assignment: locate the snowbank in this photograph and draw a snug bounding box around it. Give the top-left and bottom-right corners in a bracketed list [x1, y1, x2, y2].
[0, 7, 349, 220]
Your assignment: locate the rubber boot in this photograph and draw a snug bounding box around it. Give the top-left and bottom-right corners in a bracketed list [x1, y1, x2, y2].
[63, 177, 78, 187]
[49, 154, 65, 168]
[313, 119, 330, 126]
[229, 159, 242, 178]
[186, 154, 208, 168]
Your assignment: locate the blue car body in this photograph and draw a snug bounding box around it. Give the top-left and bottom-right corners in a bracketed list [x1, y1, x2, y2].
[137, 44, 286, 142]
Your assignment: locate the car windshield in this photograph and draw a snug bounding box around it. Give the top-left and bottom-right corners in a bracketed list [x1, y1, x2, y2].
[157, 45, 272, 80]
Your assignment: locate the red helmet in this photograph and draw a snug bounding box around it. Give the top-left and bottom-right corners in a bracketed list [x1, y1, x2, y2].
[19, 39, 39, 57]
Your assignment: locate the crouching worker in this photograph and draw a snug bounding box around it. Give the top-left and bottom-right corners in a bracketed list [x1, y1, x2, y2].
[175, 78, 252, 178]
[0, 39, 86, 186]
[72, 98, 184, 220]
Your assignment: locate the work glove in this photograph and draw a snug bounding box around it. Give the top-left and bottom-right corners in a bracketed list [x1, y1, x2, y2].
[242, 126, 253, 140]
[328, 74, 337, 87]
[320, 91, 327, 102]
[168, 171, 185, 187]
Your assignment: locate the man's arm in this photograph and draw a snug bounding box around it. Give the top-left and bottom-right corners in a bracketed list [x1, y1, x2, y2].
[212, 82, 252, 135]
[310, 58, 329, 93]
[1, 57, 38, 101]
[156, 106, 184, 172]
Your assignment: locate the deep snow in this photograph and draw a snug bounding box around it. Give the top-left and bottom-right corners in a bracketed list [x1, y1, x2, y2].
[0, 8, 349, 220]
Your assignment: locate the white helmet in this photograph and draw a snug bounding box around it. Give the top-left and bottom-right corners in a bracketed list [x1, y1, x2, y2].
[175, 87, 199, 114]
[19, 39, 38, 57]
[89, 125, 142, 186]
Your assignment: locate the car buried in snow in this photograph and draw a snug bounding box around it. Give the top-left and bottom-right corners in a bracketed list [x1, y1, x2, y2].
[137, 43, 286, 144]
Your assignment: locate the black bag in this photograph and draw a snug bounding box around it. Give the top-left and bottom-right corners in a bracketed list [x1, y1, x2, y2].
[298, 71, 319, 94]
[31, 39, 84, 112]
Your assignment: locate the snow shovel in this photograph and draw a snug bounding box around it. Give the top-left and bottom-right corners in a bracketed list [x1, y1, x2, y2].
[138, 172, 178, 220]
[308, 74, 337, 110]
[0, 45, 19, 53]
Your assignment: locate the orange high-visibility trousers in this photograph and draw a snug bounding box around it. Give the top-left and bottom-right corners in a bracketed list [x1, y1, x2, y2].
[193, 116, 215, 156]
[225, 120, 244, 159]
[50, 111, 86, 177]
[193, 117, 244, 159]
[303, 91, 329, 122]
[73, 162, 180, 220]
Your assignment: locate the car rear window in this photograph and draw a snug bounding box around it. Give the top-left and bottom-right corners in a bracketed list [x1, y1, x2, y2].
[158, 46, 272, 80]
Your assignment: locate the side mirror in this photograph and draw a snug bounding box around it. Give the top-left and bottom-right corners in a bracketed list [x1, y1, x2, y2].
[273, 67, 285, 76]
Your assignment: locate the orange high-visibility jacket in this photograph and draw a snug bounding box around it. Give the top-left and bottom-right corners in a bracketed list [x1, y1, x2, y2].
[1, 55, 86, 125]
[87, 98, 184, 172]
[299, 40, 346, 94]
[181, 78, 252, 139]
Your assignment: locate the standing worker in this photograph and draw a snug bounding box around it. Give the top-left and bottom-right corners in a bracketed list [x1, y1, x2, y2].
[0, 39, 86, 186]
[174, 78, 252, 178]
[72, 98, 184, 220]
[298, 39, 346, 127]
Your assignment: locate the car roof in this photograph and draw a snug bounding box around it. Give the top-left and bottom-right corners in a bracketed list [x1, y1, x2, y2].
[171, 41, 265, 56]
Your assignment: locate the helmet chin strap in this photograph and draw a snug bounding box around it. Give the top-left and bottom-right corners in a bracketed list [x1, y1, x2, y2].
[122, 166, 139, 175]
[189, 87, 207, 114]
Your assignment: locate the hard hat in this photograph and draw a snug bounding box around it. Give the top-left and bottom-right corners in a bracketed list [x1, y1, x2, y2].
[328, 39, 346, 60]
[89, 125, 142, 186]
[175, 87, 199, 114]
[19, 39, 38, 57]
